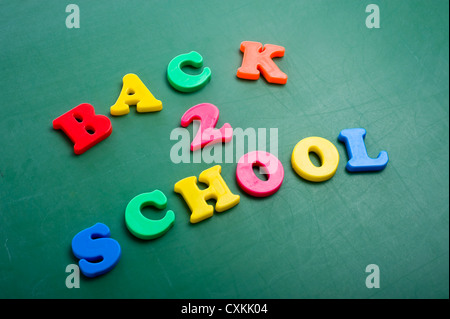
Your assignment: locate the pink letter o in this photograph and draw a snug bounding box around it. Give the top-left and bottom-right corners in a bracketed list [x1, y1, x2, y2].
[236, 151, 284, 197]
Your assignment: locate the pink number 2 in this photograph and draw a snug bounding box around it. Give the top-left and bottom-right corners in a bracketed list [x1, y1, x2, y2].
[181, 103, 233, 151]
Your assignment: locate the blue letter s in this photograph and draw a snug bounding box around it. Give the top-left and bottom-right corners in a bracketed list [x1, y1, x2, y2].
[71, 223, 121, 278]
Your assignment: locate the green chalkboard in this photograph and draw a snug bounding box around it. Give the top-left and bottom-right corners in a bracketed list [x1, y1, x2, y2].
[0, 0, 448, 299]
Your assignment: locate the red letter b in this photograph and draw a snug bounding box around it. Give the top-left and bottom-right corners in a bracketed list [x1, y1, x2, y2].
[53, 103, 112, 155]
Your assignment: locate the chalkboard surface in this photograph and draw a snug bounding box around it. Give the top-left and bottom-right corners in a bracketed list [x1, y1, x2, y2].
[0, 0, 448, 299]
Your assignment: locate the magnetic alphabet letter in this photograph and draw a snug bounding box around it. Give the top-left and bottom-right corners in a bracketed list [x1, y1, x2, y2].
[53, 103, 112, 155]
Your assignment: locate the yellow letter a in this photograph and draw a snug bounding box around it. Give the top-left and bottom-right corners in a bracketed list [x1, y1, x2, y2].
[110, 73, 162, 116]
